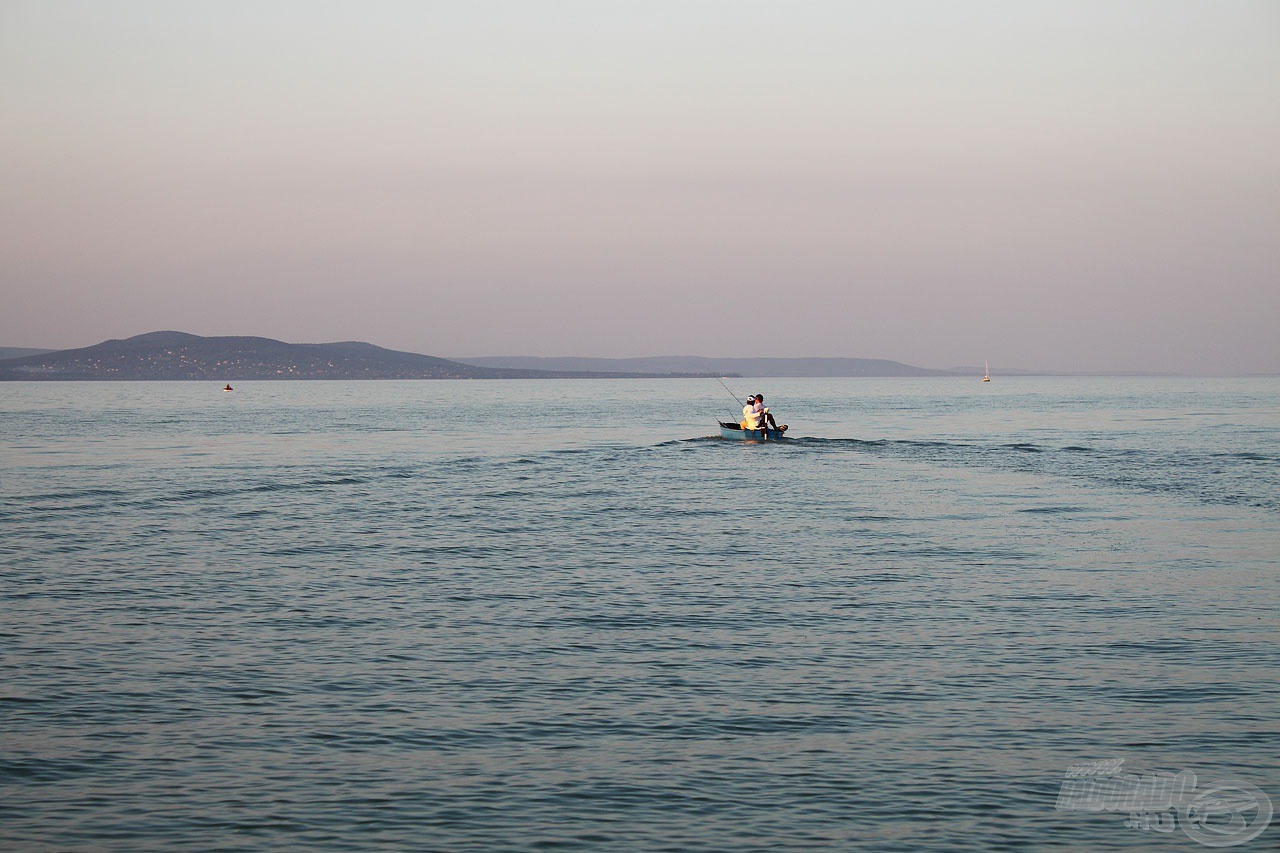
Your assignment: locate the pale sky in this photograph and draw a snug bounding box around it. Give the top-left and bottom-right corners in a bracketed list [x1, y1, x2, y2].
[2, 1, 1278, 373]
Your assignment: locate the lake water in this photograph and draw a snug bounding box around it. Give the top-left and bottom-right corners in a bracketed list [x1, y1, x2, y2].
[2, 377, 1278, 850]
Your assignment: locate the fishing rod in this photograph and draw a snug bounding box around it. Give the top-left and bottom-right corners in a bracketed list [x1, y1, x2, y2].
[716, 376, 745, 408]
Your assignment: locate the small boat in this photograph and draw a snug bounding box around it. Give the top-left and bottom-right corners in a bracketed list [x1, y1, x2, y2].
[982, 360, 991, 382]
[719, 421, 787, 441]
[222, 384, 234, 392]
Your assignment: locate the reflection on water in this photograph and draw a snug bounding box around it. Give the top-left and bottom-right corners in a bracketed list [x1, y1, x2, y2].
[2, 378, 1278, 850]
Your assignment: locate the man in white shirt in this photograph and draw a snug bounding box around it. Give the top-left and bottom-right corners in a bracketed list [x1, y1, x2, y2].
[742, 395, 762, 430]
[752, 393, 784, 433]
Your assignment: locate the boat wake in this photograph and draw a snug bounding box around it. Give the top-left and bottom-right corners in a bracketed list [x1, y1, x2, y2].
[670, 435, 1279, 512]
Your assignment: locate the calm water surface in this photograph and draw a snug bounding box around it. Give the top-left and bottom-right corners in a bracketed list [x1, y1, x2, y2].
[3, 378, 1278, 850]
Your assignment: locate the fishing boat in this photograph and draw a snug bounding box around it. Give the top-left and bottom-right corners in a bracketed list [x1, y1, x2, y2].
[982, 360, 991, 382]
[719, 421, 788, 441]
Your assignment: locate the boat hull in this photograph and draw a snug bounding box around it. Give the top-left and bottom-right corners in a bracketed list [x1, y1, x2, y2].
[719, 423, 786, 441]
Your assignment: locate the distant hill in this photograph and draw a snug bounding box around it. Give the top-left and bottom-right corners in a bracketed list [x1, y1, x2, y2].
[458, 355, 953, 377]
[0, 346, 53, 360]
[0, 332, 725, 381]
[944, 365, 1053, 377]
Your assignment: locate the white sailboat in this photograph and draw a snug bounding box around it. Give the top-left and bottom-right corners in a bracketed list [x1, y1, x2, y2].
[982, 360, 991, 382]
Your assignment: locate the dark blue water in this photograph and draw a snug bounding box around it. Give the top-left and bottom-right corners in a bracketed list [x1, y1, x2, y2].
[3, 378, 1278, 850]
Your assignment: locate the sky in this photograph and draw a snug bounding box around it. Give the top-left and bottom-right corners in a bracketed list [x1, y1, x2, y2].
[2, 1, 1278, 373]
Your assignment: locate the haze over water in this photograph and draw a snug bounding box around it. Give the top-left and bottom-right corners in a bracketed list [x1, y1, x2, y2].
[3, 1, 1279, 373]
[3, 377, 1278, 849]
[4, 3, 1280, 847]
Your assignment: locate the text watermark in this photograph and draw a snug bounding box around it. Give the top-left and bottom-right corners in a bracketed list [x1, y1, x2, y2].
[1056, 759, 1272, 847]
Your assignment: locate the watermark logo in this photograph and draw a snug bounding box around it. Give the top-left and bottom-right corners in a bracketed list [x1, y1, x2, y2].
[1056, 759, 1272, 847]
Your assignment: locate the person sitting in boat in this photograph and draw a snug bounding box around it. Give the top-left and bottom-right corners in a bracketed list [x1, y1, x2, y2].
[752, 393, 784, 433]
[741, 395, 761, 430]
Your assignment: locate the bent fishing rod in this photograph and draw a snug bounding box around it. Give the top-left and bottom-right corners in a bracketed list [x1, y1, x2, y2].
[716, 377, 745, 409]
